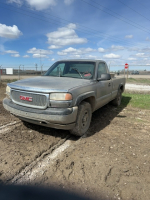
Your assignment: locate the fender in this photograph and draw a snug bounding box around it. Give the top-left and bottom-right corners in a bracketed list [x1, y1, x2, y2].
[75, 91, 96, 106]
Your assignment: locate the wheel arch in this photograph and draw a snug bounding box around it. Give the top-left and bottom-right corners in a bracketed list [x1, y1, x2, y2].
[75, 92, 96, 112]
[118, 83, 124, 93]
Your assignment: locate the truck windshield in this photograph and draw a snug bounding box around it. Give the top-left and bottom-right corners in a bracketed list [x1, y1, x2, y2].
[44, 61, 95, 79]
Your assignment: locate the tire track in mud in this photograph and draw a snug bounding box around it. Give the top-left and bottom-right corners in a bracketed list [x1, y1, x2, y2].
[0, 119, 71, 183]
[9, 136, 75, 184]
[6, 106, 117, 184]
[0, 119, 75, 185]
[0, 121, 21, 135]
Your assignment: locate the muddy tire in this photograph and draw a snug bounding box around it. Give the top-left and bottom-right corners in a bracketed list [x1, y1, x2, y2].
[111, 89, 122, 106]
[70, 101, 92, 136]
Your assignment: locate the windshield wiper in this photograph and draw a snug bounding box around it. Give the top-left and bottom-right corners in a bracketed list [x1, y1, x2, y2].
[71, 68, 83, 79]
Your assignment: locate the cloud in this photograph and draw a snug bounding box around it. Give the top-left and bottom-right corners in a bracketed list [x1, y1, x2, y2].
[0, 24, 22, 39]
[33, 54, 48, 58]
[51, 58, 55, 61]
[27, 47, 53, 55]
[98, 45, 124, 53]
[27, 47, 53, 58]
[129, 47, 140, 51]
[88, 55, 97, 59]
[103, 53, 121, 59]
[26, 0, 56, 10]
[125, 35, 133, 39]
[47, 23, 87, 48]
[135, 53, 145, 57]
[11, 53, 20, 57]
[23, 55, 30, 58]
[98, 48, 105, 53]
[5, 50, 19, 54]
[141, 48, 150, 52]
[8, 0, 56, 10]
[110, 45, 125, 51]
[7, 0, 22, 5]
[64, 0, 74, 5]
[48, 45, 62, 49]
[57, 47, 96, 56]
[128, 57, 137, 61]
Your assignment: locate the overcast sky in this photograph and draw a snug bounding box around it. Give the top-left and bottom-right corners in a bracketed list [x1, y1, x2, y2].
[0, 0, 150, 70]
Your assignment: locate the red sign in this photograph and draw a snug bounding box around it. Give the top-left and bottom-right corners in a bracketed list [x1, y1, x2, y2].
[20, 95, 33, 102]
[125, 63, 129, 69]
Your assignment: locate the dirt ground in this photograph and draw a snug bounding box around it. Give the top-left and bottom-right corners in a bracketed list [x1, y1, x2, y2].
[0, 82, 150, 200]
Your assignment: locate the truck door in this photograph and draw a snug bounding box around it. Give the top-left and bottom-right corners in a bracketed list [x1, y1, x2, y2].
[95, 62, 112, 109]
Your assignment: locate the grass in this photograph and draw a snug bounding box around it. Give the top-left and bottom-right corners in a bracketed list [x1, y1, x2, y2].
[122, 92, 150, 110]
[126, 78, 150, 85]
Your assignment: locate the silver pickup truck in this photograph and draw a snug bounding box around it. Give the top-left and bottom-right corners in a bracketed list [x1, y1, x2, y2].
[3, 60, 126, 136]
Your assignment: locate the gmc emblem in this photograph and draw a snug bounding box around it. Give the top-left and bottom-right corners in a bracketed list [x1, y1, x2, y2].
[20, 95, 33, 102]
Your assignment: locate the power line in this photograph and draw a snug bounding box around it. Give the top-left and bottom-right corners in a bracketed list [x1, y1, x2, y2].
[134, 0, 149, 10]
[90, 0, 150, 32]
[80, 0, 150, 34]
[0, 0, 137, 47]
[116, 0, 150, 22]
[0, 2, 141, 47]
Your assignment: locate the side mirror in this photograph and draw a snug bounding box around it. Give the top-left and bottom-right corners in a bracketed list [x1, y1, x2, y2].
[97, 73, 111, 81]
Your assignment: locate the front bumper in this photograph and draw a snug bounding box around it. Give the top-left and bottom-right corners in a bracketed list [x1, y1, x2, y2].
[3, 98, 78, 130]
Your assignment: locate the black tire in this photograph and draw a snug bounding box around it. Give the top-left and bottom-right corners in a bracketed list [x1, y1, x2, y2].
[70, 101, 92, 136]
[111, 89, 122, 106]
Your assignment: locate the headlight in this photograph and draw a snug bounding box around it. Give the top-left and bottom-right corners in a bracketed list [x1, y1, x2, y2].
[6, 86, 11, 99]
[6, 86, 10, 94]
[50, 93, 72, 101]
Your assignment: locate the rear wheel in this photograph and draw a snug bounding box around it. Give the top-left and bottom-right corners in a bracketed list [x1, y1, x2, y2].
[70, 101, 92, 136]
[111, 89, 122, 106]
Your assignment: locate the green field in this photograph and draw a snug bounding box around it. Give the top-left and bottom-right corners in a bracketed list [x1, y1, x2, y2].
[122, 92, 150, 110]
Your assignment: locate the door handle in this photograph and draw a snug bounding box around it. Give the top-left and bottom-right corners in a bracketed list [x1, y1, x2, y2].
[108, 83, 111, 87]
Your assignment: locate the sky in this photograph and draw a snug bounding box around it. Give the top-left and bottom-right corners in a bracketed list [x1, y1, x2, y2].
[0, 0, 150, 71]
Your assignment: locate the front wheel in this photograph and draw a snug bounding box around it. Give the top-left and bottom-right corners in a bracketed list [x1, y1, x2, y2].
[70, 101, 92, 136]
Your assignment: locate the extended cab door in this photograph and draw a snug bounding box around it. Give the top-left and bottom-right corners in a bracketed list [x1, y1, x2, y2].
[95, 62, 112, 110]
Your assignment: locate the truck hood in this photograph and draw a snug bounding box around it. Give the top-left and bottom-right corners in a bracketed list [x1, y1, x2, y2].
[8, 76, 92, 93]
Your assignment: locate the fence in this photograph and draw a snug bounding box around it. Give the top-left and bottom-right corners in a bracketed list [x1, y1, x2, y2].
[0, 64, 150, 81]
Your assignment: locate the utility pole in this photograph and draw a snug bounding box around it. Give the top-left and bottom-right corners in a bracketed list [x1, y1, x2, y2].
[40, 49, 41, 67]
[35, 64, 38, 75]
[41, 64, 44, 75]
[0, 66, 1, 83]
[18, 65, 21, 80]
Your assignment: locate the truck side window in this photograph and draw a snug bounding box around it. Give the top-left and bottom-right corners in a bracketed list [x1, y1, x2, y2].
[98, 63, 107, 78]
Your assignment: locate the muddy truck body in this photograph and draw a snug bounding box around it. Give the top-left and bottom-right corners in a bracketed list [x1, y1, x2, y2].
[3, 60, 126, 136]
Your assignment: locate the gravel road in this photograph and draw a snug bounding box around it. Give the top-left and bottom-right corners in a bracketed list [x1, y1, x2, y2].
[125, 83, 150, 92]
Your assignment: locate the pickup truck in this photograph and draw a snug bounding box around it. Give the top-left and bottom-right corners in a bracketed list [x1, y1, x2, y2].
[3, 60, 126, 136]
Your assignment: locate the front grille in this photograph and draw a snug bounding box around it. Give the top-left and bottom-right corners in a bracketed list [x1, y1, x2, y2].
[11, 90, 47, 109]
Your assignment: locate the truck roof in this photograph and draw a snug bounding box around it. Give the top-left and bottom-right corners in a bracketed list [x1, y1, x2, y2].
[56, 59, 105, 63]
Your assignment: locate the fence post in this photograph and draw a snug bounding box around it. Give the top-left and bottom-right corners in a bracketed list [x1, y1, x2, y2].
[0, 65, 2, 83]
[18, 65, 21, 80]
[41, 64, 44, 75]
